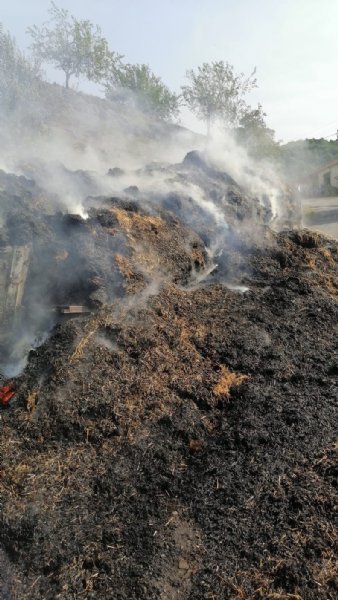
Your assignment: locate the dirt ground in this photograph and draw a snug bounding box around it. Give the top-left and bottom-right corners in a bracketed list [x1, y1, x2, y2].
[0, 159, 337, 599]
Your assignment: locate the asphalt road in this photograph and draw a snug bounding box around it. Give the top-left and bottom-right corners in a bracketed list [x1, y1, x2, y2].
[301, 196, 338, 239]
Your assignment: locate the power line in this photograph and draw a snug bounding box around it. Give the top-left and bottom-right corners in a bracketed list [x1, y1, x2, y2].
[322, 131, 338, 140]
[312, 118, 338, 137]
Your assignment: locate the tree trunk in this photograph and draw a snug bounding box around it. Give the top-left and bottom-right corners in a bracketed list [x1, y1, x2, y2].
[206, 114, 212, 139]
[65, 72, 70, 88]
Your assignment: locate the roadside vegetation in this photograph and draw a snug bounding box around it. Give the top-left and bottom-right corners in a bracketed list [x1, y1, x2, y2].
[1, 2, 338, 179]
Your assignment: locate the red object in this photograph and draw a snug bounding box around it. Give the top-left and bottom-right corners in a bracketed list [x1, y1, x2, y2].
[0, 383, 16, 405]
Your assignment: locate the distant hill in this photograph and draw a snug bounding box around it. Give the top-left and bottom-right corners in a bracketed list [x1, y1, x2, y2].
[279, 138, 338, 182]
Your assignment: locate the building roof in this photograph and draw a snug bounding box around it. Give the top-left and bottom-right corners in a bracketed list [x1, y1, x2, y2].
[312, 156, 338, 175]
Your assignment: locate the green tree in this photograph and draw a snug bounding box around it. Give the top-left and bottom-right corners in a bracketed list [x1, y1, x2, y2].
[105, 63, 180, 121]
[236, 103, 279, 159]
[28, 2, 120, 88]
[0, 24, 41, 115]
[181, 61, 257, 136]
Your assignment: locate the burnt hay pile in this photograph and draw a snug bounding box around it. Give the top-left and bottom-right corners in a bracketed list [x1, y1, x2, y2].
[0, 154, 337, 600]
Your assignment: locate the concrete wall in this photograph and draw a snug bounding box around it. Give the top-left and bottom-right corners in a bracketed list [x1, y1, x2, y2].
[318, 164, 338, 190]
[329, 164, 338, 187]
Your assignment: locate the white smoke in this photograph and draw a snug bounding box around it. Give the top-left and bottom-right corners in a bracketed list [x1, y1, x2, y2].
[0, 79, 289, 378]
[205, 125, 282, 219]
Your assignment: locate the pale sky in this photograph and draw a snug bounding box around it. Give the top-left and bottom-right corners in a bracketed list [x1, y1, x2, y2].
[2, 0, 338, 142]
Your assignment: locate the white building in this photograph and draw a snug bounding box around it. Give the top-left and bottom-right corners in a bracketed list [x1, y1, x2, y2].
[302, 157, 338, 196]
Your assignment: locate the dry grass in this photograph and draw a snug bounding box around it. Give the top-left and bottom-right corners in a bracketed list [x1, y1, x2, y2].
[265, 594, 304, 599]
[191, 246, 206, 269]
[112, 210, 168, 280]
[70, 317, 100, 363]
[307, 257, 316, 270]
[112, 208, 163, 235]
[312, 555, 338, 588]
[324, 275, 338, 296]
[320, 248, 336, 264]
[114, 253, 135, 280]
[172, 315, 204, 364]
[305, 248, 338, 296]
[26, 389, 38, 414]
[213, 365, 248, 397]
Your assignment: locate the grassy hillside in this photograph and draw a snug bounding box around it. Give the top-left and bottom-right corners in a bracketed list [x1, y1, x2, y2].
[1, 79, 202, 174]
